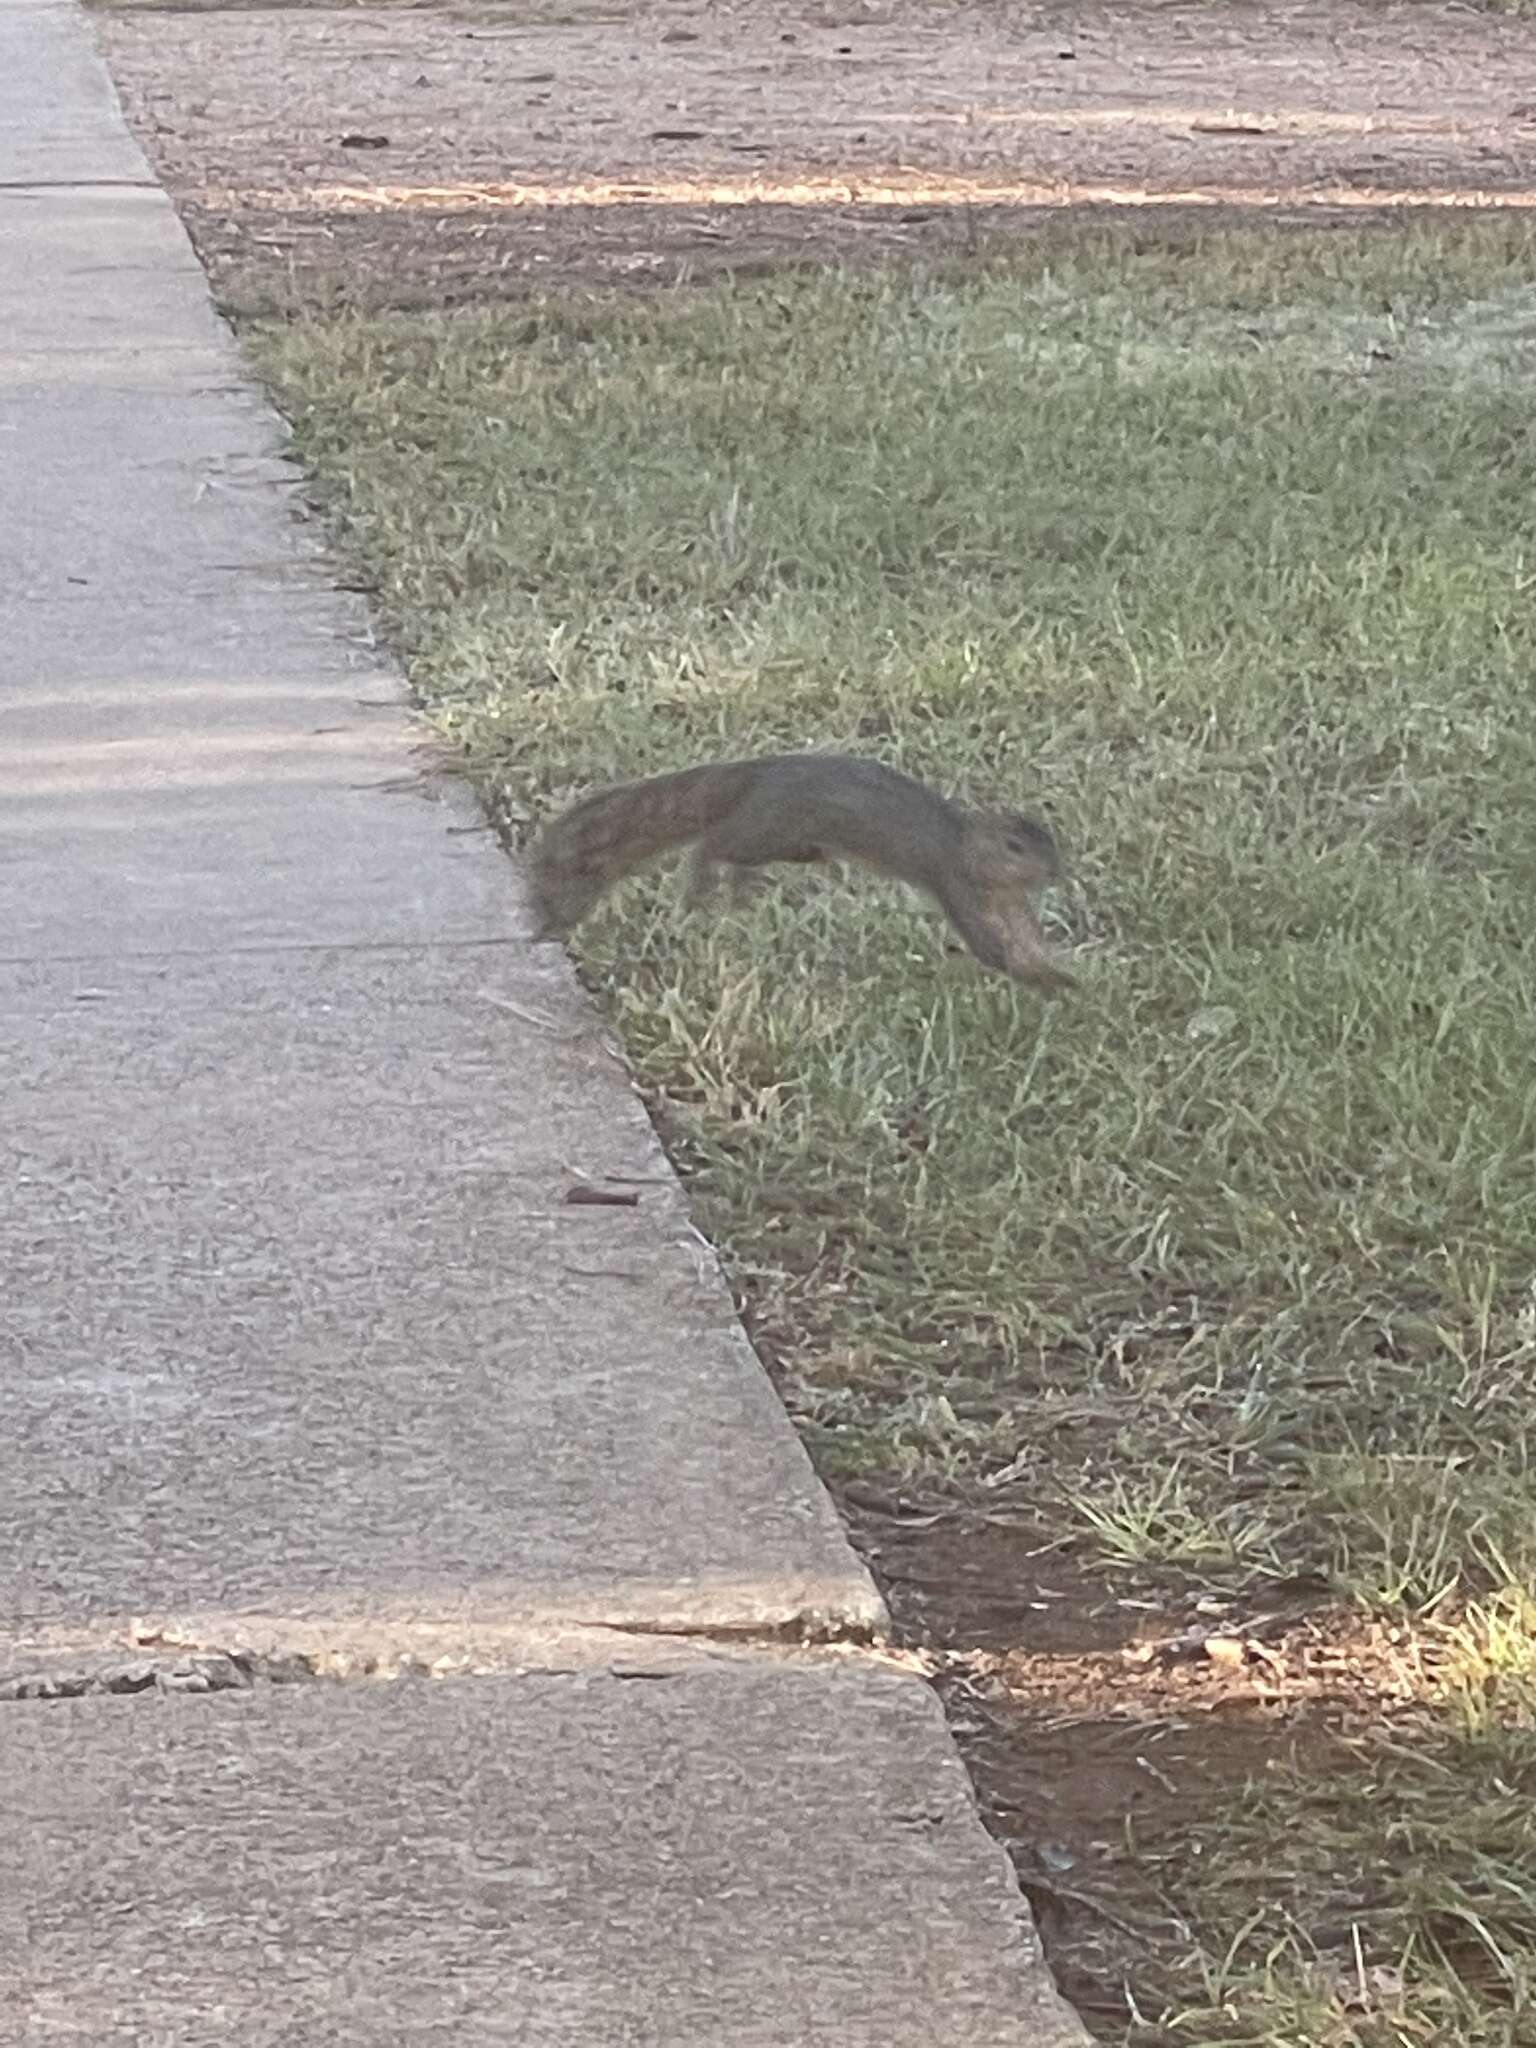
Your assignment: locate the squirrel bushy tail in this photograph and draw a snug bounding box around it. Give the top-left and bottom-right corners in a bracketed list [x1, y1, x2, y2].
[528, 761, 758, 937]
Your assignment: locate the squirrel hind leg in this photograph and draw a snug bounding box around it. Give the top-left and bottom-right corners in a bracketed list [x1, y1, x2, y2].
[689, 845, 814, 919]
[688, 856, 772, 912]
[684, 847, 726, 910]
[526, 856, 610, 941]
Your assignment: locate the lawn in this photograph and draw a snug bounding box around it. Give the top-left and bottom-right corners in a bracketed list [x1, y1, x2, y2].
[252, 217, 1536, 2040]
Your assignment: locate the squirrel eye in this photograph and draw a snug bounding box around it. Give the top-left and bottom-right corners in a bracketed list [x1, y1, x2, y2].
[1005, 819, 1056, 861]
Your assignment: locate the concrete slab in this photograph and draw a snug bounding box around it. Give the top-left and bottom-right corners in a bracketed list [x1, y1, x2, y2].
[0, 0, 150, 185]
[0, 587, 495, 955]
[0, 381, 325, 601]
[1, 948, 882, 1640]
[0, 184, 213, 358]
[1, 586, 383, 703]
[4, 1659, 1088, 2045]
[0, 608, 511, 957]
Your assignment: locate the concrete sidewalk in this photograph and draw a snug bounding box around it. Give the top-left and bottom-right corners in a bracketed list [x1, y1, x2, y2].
[0, 3, 1088, 2038]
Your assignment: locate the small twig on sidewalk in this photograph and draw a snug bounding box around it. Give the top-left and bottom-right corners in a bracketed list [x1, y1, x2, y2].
[478, 990, 578, 1039]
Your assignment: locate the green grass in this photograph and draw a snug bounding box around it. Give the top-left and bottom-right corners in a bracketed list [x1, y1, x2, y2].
[249, 217, 1536, 2039]
[1142, 1706, 1536, 2044]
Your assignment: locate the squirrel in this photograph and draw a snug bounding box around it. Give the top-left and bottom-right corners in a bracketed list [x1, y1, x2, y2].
[526, 752, 1072, 988]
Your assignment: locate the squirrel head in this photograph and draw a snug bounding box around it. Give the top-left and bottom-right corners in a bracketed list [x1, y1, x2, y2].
[958, 811, 1071, 988]
[967, 810, 1062, 889]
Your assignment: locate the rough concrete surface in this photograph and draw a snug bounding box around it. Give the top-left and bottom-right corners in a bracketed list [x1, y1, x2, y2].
[1, 185, 207, 361]
[5, 1660, 1082, 2045]
[0, 0, 1088, 2039]
[0, 0, 146, 184]
[0, 591, 499, 956]
[1, 947, 882, 1640]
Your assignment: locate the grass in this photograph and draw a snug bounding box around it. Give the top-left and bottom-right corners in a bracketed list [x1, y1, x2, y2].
[248, 216, 1536, 2040]
[1144, 1709, 1536, 2044]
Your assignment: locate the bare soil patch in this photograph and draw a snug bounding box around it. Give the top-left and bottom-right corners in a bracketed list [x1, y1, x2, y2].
[95, 0, 1536, 306]
[846, 1493, 1472, 2033]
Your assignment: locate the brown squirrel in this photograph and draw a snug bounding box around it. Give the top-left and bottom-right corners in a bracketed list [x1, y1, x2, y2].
[527, 752, 1072, 988]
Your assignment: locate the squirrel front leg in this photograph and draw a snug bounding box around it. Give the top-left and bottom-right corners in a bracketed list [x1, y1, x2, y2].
[684, 846, 726, 908]
[932, 875, 1073, 990]
[528, 863, 608, 941]
[685, 848, 770, 911]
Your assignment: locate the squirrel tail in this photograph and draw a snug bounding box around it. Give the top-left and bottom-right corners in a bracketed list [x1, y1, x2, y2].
[528, 761, 752, 937]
